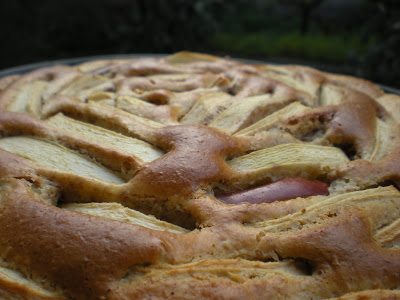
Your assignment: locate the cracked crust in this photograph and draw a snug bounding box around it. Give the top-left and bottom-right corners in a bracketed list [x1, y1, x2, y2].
[0, 52, 399, 299]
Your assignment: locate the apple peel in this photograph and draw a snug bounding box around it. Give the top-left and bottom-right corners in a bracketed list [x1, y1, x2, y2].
[216, 178, 329, 205]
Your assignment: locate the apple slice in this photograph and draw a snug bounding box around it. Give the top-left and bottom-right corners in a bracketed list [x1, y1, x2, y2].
[216, 178, 329, 205]
[234, 102, 310, 136]
[209, 94, 292, 135]
[181, 92, 233, 125]
[47, 113, 164, 163]
[0, 136, 124, 184]
[59, 74, 109, 100]
[228, 143, 348, 173]
[7, 81, 48, 116]
[63, 202, 189, 234]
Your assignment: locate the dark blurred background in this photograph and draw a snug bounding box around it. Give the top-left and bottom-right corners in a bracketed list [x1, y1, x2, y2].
[0, 0, 399, 88]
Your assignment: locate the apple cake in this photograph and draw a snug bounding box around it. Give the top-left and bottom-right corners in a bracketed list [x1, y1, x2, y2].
[0, 52, 399, 299]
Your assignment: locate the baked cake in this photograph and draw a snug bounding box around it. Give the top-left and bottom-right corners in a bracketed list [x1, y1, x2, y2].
[0, 52, 399, 299]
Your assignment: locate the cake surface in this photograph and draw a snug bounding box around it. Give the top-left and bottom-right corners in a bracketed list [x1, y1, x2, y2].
[0, 52, 399, 299]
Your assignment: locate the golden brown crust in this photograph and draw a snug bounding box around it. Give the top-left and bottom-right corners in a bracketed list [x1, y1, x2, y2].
[0, 180, 167, 299]
[0, 52, 399, 299]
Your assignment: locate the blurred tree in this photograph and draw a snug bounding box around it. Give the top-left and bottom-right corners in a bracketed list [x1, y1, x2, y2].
[0, 0, 224, 68]
[281, 0, 325, 34]
[359, 0, 400, 87]
[299, 0, 324, 34]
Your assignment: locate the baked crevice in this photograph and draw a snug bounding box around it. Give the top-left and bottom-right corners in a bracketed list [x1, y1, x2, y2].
[333, 142, 359, 161]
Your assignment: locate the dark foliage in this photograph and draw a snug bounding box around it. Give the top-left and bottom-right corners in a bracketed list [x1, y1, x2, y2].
[0, 0, 223, 68]
[358, 0, 400, 87]
[0, 0, 398, 88]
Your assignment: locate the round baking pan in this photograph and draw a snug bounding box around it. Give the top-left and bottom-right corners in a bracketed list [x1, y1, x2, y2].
[1, 55, 399, 96]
